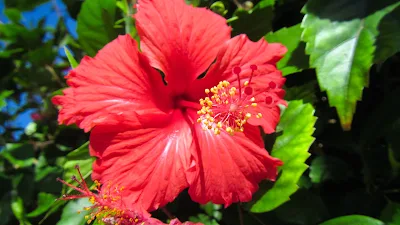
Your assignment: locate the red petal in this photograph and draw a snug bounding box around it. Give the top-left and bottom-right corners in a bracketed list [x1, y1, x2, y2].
[135, 0, 231, 95]
[188, 34, 287, 101]
[52, 35, 171, 132]
[90, 110, 196, 211]
[187, 110, 282, 207]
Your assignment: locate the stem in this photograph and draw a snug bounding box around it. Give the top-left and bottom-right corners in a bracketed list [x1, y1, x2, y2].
[238, 205, 244, 225]
[226, 16, 239, 23]
[161, 207, 174, 220]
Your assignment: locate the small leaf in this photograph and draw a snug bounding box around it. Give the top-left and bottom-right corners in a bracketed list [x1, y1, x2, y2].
[265, 24, 309, 75]
[77, 0, 119, 56]
[230, 0, 275, 41]
[26, 193, 56, 218]
[62, 142, 94, 194]
[250, 100, 316, 212]
[11, 196, 32, 225]
[56, 199, 92, 225]
[0, 90, 13, 110]
[4, 8, 21, 23]
[319, 215, 384, 225]
[301, 0, 400, 130]
[63, 47, 78, 69]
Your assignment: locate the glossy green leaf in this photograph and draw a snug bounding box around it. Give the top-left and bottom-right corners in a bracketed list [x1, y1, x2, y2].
[56, 199, 92, 225]
[77, 0, 118, 56]
[26, 193, 56, 218]
[319, 215, 384, 225]
[250, 100, 316, 212]
[63, 47, 78, 69]
[230, 0, 275, 41]
[265, 24, 309, 75]
[301, 0, 400, 130]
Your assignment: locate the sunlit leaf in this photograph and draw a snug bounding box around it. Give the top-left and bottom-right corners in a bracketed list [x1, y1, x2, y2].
[250, 100, 316, 212]
[62, 142, 94, 194]
[265, 24, 309, 75]
[77, 0, 119, 56]
[56, 199, 91, 225]
[63, 47, 78, 69]
[301, 0, 400, 130]
[26, 193, 56, 218]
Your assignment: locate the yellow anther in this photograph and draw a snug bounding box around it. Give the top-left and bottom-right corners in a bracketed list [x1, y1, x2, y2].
[256, 113, 263, 118]
[205, 89, 210, 94]
[245, 113, 251, 119]
[217, 122, 222, 128]
[250, 97, 255, 102]
[251, 103, 257, 107]
[214, 128, 220, 135]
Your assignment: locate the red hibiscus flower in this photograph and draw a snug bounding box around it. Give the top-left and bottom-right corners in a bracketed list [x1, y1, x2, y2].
[53, 0, 287, 211]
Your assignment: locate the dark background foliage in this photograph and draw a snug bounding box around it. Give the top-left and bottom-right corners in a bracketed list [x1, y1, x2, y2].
[0, 0, 399, 225]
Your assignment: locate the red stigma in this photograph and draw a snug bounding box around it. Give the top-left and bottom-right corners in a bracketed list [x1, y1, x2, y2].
[244, 86, 253, 95]
[265, 96, 273, 104]
[233, 66, 241, 75]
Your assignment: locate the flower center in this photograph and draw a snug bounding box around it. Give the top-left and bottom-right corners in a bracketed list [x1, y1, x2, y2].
[197, 65, 266, 135]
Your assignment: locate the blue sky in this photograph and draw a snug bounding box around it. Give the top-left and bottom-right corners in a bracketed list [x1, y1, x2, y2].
[0, 0, 77, 138]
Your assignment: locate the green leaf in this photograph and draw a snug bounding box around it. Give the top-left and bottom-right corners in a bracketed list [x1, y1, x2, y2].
[189, 214, 220, 225]
[301, 0, 400, 130]
[26, 193, 56, 218]
[0, 144, 35, 169]
[11, 196, 32, 225]
[62, 142, 94, 194]
[250, 100, 316, 212]
[319, 215, 384, 225]
[265, 24, 309, 75]
[4, 8, 21, 23]
[0, 90, 13, 110]
[201, 203, 222, 221]
[374, 5, 400, 63]
[309, 155, 353, 183]
[77, 0, 119, 56]
[230, 0, 275, 41]
[380, 202, 400, 225]
[63, 47, 79, 69]
[56, 199, 92, 225]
